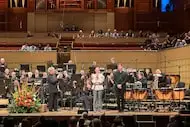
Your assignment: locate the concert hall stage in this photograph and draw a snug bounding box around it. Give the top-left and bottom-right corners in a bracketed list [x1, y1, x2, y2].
[0, 108, 182, 127]
[0, 108, 178, 117]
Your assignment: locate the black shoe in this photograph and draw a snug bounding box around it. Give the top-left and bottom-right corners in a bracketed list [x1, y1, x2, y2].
[54, 109, 58, 112]
[49, 109, 53, 112]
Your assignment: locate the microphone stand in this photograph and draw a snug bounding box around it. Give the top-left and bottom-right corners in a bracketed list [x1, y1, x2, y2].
[178, 65, 181, 110]
[135, 59, 138, 70]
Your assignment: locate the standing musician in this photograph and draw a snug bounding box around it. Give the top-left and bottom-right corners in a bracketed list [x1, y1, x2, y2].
[113, 63, 128, 112]
[47, 67, 58, 112]
[153, 69, 167, 89]
[91, 67, 105, 112]
[0, 58, 7, 78]
[79, 70, 93, 111]
[4, 69, 11, 98]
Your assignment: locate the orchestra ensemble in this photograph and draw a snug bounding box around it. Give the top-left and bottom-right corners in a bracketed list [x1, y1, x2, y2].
[0, 57, 185, 112]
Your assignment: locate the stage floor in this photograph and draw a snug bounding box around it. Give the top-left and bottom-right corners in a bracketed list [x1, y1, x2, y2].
[0, 108, 178, 117]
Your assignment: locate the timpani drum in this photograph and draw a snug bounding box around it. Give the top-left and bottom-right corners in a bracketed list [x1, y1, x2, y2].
[154, 88, 173, 100]
[125, 88, 132, 100]
[173, 88, 185, 100]
[132, 88, 148, 100]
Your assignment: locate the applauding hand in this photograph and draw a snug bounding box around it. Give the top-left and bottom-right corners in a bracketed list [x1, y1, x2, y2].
[117, 84, 122, 89]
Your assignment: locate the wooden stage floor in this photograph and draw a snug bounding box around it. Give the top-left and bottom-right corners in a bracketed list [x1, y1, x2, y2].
[0, 108, 178, 117]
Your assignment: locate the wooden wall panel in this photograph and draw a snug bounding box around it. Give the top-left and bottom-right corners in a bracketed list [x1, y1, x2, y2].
[0, 0, 8, 10]
[136, 3, 151, 12]
[28, 12, 114, 32]
[7, 12, 27, 32]
[71, 50, 159, 72]
[28, 0, 35, 12]
[115, 8, 134, 30]
[158, 46, 190, 86]
[0, 51, 57, 71]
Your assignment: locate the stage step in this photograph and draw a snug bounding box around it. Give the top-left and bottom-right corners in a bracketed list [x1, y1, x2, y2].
[135, 115, 156, 127]
[136, 121, 156, 127]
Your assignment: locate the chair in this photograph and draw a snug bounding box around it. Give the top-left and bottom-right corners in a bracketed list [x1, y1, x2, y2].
[176, 82, 185, 88]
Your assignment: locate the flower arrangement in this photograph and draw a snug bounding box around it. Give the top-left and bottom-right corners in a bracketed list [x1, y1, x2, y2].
[8, 83, 41, 113]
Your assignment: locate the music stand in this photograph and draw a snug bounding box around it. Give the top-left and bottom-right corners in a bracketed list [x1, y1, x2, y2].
[0, 67, 5, 73]
[20, 64, 30, 72]
[63, 63, 76, 74]
[37, 65, 46, 72]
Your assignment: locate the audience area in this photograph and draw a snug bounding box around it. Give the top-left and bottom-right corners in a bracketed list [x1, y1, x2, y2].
[0, 29, 189, 51]
[0, 113, 189, 127]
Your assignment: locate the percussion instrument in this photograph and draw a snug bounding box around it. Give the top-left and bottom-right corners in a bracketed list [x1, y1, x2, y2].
[126, 82, 142, 89]
[154, 88, 173, 100]
[124, 88, 132, 100]
[173, 88, 185, 100]
[132, 88, 147, 100]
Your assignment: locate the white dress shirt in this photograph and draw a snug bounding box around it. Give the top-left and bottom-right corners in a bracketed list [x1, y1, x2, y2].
[91, 73, 105, 91]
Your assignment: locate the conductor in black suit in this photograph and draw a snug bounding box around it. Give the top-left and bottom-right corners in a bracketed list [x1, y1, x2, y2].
[47, 67, 58, 111]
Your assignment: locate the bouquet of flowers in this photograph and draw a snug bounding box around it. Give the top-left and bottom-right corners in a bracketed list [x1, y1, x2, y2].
[8, 83, 41, 113]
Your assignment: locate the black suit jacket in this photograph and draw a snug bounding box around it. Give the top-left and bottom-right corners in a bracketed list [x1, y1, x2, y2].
[47, 74, 58, 93]
[113, 70, 128, 90]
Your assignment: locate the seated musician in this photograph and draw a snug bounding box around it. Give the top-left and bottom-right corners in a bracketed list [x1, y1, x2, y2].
[58, 71, 71, 97]
[11, 71, 20, 93]
[20, 70, 28, 84]
[145, 69, 154, 88]
[137, 72, 147, 88]
[67, 60, 76, 75]
[4, 68, 10, 79]
[34, 70, 40, 79]
[27, 72, 34, 83]
[70, 80, 81, 108]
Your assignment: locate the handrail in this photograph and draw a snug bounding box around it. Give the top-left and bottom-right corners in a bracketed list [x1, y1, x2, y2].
[0, 50, 57, 52]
